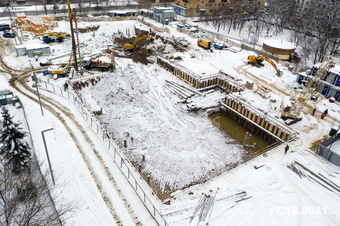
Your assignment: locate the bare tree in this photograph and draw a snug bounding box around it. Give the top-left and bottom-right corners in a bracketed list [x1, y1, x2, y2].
[266, 0, 296, 35]
[0, 157, 75, 226]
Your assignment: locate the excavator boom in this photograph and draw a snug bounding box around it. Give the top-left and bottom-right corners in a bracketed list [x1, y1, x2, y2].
[124, 35, 151, 51]
[247, 55, 282, 76]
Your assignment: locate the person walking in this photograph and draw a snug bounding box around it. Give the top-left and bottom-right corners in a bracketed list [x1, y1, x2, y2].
[63, 82, 68, 91]
[321, 112, 326, 119]
[312, 108, 316, 116]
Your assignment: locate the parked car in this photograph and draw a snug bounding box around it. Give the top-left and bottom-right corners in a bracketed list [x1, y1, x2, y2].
[0, 1, 10, 6]
[16, 0, 25, 3]
[3, 32, 16, 38]
[0, 24, 10, 31]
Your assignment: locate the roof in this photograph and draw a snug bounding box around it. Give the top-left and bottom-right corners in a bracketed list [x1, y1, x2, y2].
[320, 134, 340, 155]
[263, 39, 296, 50]
[26, 44, 50, 51]
[313, 61, 340, 75]
[0, 90, 13, 96]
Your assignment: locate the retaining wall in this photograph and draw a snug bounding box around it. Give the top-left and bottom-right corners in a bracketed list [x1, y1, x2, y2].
[157, 56, 244, 92]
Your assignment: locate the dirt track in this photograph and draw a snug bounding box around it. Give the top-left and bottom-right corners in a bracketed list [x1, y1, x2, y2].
[0, 42, 142, 225]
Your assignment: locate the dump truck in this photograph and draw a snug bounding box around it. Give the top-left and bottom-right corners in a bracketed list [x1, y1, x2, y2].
[197, 38, 212, 49]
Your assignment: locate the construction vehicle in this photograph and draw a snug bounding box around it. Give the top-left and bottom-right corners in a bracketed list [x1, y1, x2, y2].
[82, 49, 115, 71]
[36, 32, 67, 43]
[248, 55, 283, 76]
[43, 54, 74, 77]
[281, 56, 334, 121]
[197, 38, 212, 49]
[124, 35, 151, 51]
[83, 57, 113, 71]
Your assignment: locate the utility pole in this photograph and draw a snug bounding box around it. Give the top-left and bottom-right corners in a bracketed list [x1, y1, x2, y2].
[28, 60, 44, 116]
[41, 128, 55, 185]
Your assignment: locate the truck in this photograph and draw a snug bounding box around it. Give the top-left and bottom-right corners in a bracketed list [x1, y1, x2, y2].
[82, 57, 113, 71]
[197, 38, 212, 49]
[36, 32, 67, 43]
[43, 65, 68, 78]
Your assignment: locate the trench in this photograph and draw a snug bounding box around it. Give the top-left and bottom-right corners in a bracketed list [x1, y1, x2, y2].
[210, 111, 272, 157]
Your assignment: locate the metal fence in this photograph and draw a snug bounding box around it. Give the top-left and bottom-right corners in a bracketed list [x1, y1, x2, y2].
[41, 81, 168, 226]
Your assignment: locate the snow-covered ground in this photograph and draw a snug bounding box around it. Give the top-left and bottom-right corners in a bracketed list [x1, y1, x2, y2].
[1, 12, 340, 226]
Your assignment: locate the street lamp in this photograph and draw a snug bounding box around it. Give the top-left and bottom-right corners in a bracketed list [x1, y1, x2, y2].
[31, 70, 44, 116]
[41, 128, 55, 185]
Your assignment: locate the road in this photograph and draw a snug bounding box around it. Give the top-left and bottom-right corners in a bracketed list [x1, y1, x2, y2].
[0, 38, 157, 225]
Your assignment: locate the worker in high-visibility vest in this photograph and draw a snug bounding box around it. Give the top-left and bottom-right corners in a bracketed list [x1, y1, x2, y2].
[321, 113, 326, 119]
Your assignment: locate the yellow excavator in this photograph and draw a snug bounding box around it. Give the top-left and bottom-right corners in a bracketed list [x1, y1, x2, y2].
[248, 55, 283, 76]
[124, 35, 151, 51]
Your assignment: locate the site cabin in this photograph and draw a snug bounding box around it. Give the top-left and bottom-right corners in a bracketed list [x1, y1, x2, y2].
[198, 38, 212, 49]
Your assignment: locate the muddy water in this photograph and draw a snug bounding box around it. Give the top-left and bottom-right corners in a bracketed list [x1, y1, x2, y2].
[210, 112, 271, 156]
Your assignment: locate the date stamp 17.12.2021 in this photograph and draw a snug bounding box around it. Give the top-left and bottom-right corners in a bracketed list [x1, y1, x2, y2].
[270, 206, 327, 215]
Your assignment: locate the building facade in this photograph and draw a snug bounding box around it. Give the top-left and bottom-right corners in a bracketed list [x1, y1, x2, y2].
[173, 0, 265, 17]
[296, 63, 340, 101]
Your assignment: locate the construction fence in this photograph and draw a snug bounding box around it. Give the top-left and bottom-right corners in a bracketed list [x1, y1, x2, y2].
[40, 81, 169, 226]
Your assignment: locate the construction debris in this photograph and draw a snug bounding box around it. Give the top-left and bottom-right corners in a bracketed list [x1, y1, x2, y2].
[17, 15, 58, 34]
[190, 188, 219, 225]
[186, 90, 225, 112]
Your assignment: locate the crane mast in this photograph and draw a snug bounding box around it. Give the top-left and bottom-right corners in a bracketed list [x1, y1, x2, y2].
[282, 56, 334, 120]
[67, 0, 78, 71]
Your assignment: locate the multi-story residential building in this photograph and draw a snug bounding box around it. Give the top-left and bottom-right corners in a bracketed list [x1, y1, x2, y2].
[172, 0, 265, 17]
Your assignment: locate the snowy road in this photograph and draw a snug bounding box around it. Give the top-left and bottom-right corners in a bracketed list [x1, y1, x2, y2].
[0, 54, 157, 225]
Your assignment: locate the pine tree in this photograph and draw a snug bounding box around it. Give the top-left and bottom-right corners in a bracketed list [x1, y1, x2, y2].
[0, 106, 31, 173]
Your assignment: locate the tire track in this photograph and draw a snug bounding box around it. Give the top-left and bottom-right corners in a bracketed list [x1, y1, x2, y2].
[0, 55, 141, 225]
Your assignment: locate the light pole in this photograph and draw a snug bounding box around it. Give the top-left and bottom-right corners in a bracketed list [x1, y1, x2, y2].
[31, 71, 44, 116]
[41, 128, 55, 185]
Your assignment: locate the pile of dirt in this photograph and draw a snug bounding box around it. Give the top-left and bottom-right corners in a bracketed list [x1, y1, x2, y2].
[78, 25, 100, 33]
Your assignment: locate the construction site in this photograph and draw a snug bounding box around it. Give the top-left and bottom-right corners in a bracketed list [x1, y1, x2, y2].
[1, 2, 340, 226]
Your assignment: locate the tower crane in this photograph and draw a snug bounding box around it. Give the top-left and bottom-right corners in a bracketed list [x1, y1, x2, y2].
[281, 56, 334, 121]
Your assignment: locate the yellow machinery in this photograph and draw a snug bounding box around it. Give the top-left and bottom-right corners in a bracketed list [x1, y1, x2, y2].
[281, 56, 334, 120]
[248, 55, 283, 76]
[198, 38, 212, 49]
[36, 31, 67, 43]
[124, 35, 151, 51]
[82, 49, 115, 71]
[36, 31, 66, 38]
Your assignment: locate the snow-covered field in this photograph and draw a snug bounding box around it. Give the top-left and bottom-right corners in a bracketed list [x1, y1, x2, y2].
[1, 13, 340, 226]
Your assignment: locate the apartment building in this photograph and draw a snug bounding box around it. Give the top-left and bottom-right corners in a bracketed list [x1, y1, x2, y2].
[172, 0, 265, 17]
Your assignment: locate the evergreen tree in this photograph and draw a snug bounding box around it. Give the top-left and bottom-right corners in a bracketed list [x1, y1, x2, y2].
[0, 106, 31, 173]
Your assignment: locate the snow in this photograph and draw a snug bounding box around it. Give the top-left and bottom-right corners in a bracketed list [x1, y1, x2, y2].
[1, 10, 340, 226]
[328, 139, 340, 155]
[263, 39, 296, 50]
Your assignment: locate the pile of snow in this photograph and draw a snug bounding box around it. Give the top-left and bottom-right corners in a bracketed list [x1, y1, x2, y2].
[86, 62, 246, 190]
